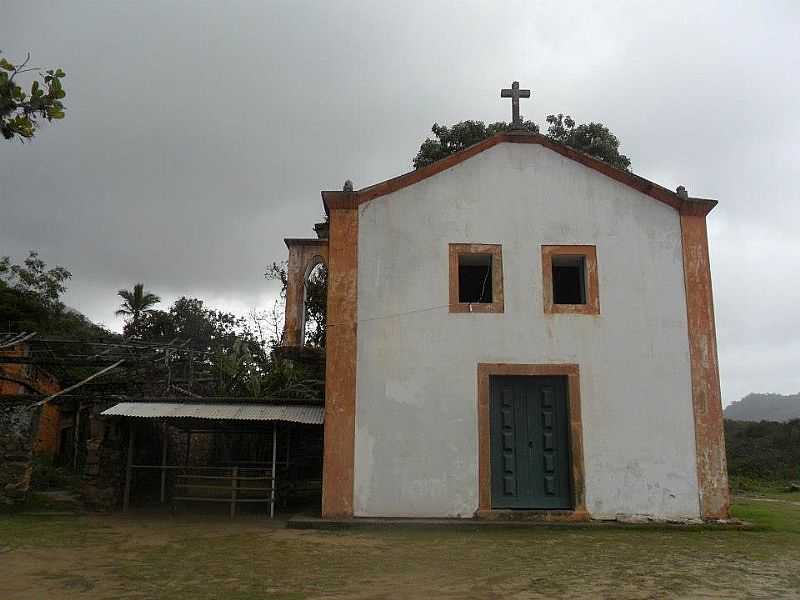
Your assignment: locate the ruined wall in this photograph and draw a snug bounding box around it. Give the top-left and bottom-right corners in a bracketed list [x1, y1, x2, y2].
[1, 343, 62, 458]
[355, 142, 700, 519]
[81, 406, 126, 510]
[0, 398, 38, 505]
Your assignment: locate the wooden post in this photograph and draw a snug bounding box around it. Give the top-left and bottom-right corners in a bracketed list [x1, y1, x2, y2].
[160, 421, 168, 503]
[123, 420, 135, 513]
[73, 402, 82, 471]
[188, 349, 194, 393]
[165, 349, 172, 392]
[286, 424, 291, 470]
[270, 422, 277, 519]
[230, 466, 238, 518]
[184, 431, 191, 466]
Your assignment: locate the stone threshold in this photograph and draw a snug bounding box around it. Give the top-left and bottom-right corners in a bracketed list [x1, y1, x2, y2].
[286, 515, 751, 531]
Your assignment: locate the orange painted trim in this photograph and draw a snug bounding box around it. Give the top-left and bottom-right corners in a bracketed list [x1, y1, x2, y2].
[34, 403, 61, 457]
[476, 363, 586, 517]
[322, 191, 358, 211]
[680, 214, 730, 519]
[448, 243, 504, 314]
[322, 133, 718, 216]
[321, 207, 358, 518]
[541, 245, 600, 316]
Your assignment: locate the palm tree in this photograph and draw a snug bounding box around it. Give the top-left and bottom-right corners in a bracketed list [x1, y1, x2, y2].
[116, 283, 160, 335]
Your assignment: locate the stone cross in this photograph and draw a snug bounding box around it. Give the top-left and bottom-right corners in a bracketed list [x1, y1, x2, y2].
[500, 81, 531, 128]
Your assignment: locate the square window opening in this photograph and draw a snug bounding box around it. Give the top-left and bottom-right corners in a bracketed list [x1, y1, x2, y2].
[458, 253, 493, 303]
[552, 255, 586, 305]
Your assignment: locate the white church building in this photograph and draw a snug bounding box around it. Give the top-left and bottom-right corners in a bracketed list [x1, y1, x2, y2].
[281, 86, 729, 522]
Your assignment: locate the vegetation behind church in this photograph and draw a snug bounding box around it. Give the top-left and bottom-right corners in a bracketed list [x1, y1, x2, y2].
[725, 419, 800, 488]
[413, 114, 631, 170]
[0, 252, 323, 399]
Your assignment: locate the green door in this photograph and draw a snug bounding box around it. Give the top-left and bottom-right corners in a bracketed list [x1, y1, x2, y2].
[490, 375, 572, 509]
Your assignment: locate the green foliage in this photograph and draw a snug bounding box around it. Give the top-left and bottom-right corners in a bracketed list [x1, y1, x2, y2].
[135, 297, 242, 350]
[412, 114, 630, 171]
[0, 53, 67, 141]
[725, 419, 800, 482]
[0, 251, 107, 337]
[265, 260, 328, 350]
[213, 337, 264, 397]
[413, 120, 538, 169]
[116, 283, 161, 338]
[545, 114, 630, 170]
[304, 264, 327, 349]
[732, 497, 800, 534]
[0, 251, 71, 309]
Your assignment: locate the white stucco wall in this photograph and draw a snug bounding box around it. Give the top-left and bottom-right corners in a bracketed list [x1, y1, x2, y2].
[354, 142, 699, 519]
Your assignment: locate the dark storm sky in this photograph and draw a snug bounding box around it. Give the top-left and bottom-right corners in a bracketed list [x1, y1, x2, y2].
[2, 1, 799, 405]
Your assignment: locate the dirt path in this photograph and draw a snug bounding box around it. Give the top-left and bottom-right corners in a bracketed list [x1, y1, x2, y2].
[747, 496, 800, 507]
[1, 512, 799, 599]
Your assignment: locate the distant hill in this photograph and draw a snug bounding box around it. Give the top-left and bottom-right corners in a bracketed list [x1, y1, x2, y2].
[724, 393, 800, 422]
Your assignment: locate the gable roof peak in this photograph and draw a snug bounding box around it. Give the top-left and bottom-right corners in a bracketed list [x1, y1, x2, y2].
[323, 132, 717, 217]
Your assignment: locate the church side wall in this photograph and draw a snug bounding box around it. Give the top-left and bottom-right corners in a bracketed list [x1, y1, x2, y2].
[354, 143, 700, 519]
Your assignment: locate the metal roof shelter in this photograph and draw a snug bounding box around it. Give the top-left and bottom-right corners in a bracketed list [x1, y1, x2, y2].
[105, 401, 324, 518]
[102, 402, 323, 424]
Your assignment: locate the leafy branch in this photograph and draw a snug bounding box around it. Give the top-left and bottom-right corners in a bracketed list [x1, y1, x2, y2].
[0, 52, 67, 141]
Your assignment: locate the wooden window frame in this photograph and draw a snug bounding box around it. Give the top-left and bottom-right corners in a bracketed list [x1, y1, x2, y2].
[449, 243, 504, 314]
[542, 245, 600, 315]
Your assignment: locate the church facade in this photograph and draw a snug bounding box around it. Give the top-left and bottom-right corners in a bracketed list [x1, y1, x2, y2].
[281, 128, 729, 521]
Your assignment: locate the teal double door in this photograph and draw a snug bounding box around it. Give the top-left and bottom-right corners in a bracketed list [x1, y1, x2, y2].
[490, 375, 572, 509]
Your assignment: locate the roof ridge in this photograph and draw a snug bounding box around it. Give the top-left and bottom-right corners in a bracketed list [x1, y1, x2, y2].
[322, 133, 717, 216]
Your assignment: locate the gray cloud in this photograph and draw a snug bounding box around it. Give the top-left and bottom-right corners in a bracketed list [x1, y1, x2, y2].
[2, 1, 798, 404]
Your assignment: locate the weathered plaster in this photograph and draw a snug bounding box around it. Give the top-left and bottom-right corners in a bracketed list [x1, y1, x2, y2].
[681, 214, 730, 519]
[282, 239, 328, 347]
[321, 206, 358, 518]
[1, 343, 61, 461]
[354, 142, 700, 519]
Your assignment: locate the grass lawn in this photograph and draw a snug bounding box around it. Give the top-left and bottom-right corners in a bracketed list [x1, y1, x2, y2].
[1, 496, 799, 599]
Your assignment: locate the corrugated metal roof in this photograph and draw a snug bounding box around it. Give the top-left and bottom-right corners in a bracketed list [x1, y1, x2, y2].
[101, 402, 324, 424]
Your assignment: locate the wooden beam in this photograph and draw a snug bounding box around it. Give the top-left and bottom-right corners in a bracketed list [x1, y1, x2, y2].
[123, 421, 135, 513]
[160, 421, 168, 503]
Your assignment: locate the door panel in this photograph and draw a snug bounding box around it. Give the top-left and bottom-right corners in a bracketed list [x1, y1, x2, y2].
[490, 375, 571, 509]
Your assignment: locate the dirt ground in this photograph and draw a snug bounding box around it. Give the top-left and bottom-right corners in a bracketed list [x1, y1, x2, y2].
[1, 496, 799, 599]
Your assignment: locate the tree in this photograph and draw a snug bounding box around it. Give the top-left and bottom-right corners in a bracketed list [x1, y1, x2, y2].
[133, 296, 308, 398]
[265, 261, 328, 349]
[0, 251, 107, 337]
[0, 251, 71, 309]
[413, 120, 538, 169]
[304, 264, 327, 349]
[545, 114, 630, 170]
[134, 297, 240, 349]
[0, 53, 66, 141]
[116, 283, 161, 337]
[412, 114, 630, 171]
